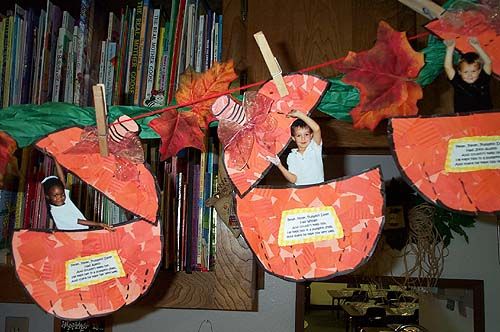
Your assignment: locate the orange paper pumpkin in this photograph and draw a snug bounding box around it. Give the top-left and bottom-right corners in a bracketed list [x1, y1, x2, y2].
[11, 126, 162, 320]
[235, 167, 384, 281]
[389, 112, 500, 214]
[12, 221, 161, 319]
[35, 127, 159, 222]
[426, 10, 500, 76]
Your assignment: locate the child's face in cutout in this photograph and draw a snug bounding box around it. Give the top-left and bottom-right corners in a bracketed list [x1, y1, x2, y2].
[46, 186, 66, 206]
[292, 126, 313, 152]
[458, 63, 481, 84]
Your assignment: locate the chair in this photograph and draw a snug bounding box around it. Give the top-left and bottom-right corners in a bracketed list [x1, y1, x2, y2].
[356, 307, 387, 331]
[348, 290, 369, 302]
[386, 290, 402, 305]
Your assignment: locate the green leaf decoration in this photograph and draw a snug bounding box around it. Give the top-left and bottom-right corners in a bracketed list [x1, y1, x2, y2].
[317, 77, 359, 122]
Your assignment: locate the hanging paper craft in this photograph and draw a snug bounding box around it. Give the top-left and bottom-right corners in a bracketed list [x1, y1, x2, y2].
[426, 5, 500, 76]
[36, 126, 158, 222]
[212, 74, 328, 197]
[11, 125, 162, 319]
[333, 21, 424, 131]
[12, 220, 161, 319]
[235, 167, 384, 281]
[389, 112, 500, 214]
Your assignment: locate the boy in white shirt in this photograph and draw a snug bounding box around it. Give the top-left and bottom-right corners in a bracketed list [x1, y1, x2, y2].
[268, 110, 324, 185]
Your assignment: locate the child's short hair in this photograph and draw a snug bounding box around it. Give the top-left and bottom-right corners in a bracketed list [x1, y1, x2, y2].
[290, 119, 312, 136]
[458, 52, 482, 71]
[42, 177, 64, 195]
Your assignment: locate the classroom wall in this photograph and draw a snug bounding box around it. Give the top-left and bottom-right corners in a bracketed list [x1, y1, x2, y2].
[420, 292, 474, 332]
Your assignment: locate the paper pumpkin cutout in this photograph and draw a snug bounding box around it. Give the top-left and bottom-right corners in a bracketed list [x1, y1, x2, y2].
[389, 112, 500, 214]
[235, 167, 384, 281]
[221, 74, 329, 197]
[12, 220, 161, 319]
[36, 127, 158, 223]
[426, 9, 500, 76]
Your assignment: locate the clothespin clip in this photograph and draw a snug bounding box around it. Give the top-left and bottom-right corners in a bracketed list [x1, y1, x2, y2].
[253, 31, 289, 97]
[398, 0, 445, 20]
[92, 84, 109, 157]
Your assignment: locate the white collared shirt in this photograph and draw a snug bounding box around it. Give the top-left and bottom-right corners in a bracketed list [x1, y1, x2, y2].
[286, 140, 324, 185]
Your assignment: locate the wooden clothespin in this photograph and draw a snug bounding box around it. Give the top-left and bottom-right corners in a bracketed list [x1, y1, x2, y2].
[92, 84, 109, 157]
[253, 31, 289, 97]
[398, 0, 445, 20]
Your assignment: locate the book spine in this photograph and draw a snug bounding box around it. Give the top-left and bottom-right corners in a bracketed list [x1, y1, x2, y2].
[127, 0, 143, 105]
[166, 0, 186, 104]
[52, 27, 65, 101]
[105, 41, 116, 104]
[143, 8, 160, 106]
[153, 26, 165, 93]
[73, 0, 92, 105]
[0, 19, 6, 106]
[123, 8, 136, 98]
[3, 16, 13, 108]
[194, 15, 204, 72]
[133, 0, 150, 105]
[98, 40, 106, 83]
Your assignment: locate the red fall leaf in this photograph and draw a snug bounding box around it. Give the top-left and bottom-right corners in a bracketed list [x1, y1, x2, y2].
[0, 131, 18, 186]
[334, 21, 424, 131]
[175, 60, 238, 128]
[148, 109, 205, 161]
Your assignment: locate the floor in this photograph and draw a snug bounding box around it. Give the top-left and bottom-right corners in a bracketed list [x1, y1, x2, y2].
[304, 308, 347, 332]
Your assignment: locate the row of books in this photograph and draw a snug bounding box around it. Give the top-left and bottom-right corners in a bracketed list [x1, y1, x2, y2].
[0, 0, 223, 109]
[97, 0, 223, 107]
[157, 133, 220, 272]
[0, 0, 95, 107]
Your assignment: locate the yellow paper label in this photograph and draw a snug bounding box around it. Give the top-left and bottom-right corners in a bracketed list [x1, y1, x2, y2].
[278, 206, 343, 246]
[445, 136, 500, 172]
[65, 250, 125, 290]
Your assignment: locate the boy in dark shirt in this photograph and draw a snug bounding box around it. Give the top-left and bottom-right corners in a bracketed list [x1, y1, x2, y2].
[443, 37, 492, 113]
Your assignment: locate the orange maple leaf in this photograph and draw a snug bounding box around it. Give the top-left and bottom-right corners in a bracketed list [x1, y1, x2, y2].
[334, 21, 424, 131]
[175, 61, 238, 128]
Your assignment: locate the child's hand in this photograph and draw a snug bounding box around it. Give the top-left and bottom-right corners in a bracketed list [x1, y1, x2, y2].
[443, 39, 455, 48]
[100, 223, 115, 232]
[265, 155, 281, 166]
[468, 37, 479, 46]
[286, 110, 302, 118]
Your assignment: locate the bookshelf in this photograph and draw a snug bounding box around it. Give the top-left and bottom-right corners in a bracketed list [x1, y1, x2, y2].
[0, 0, 258, 312]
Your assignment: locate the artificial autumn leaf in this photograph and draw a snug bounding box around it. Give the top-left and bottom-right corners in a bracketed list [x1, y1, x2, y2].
[334, 21, 424, 131]
[0, 131, 17, 175]
[0, 131, 18, 187]
[148, 109, 205, 161]
[175, 60, 238, 128]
